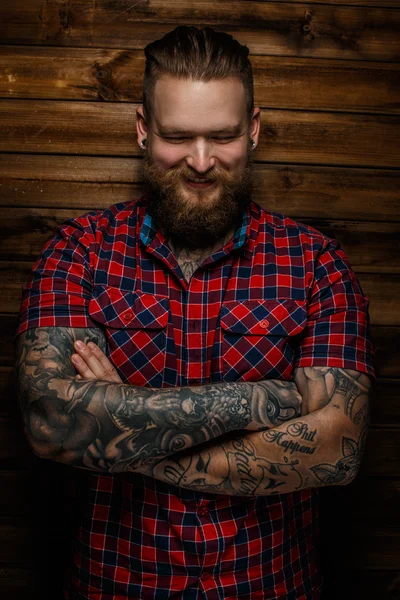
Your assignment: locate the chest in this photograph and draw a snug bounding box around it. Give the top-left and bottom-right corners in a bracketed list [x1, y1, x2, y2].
[88, 245, 309, 388]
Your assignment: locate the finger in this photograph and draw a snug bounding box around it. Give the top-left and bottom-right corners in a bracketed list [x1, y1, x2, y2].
[74, 341, 122, 383]
[71, 353, 98, 380]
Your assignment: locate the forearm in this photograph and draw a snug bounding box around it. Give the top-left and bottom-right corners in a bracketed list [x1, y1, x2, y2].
[16, 327, 303, 473]
[141, 403, 365, 495]
[141, 367, 371, 495]
[23, 376, 302, 472]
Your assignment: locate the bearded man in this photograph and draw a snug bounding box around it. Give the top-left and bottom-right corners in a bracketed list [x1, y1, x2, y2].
[16, 26, 374, 600]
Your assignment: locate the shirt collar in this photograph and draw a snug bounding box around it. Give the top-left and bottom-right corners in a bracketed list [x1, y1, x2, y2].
[139, 202, 251, 254]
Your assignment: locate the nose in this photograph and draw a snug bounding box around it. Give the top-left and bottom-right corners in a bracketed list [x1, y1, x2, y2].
[185, 139, 216, 175]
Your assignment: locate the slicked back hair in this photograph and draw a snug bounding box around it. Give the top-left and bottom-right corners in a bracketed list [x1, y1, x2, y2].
[142, 26, 255, 128]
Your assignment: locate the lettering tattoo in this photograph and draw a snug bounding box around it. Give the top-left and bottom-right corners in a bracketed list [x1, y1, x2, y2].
[263, 423, 317, 456]
[141, 367, 371, 495]
[148, 436, 304, 496]
[16, 327, 304, 473]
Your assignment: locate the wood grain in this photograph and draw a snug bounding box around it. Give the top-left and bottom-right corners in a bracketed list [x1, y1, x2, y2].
[1, 100, 400, 168]
[1, 1, 400, 61]
[1, 46, 399, 115]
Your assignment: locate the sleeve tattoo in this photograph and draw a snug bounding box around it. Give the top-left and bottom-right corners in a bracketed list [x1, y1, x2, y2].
[141, 367, 372, 495]
[15, 327, 304, 473]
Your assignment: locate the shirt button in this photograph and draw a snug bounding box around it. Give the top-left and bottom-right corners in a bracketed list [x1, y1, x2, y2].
[259, 319, 269, 328]
[198, 506, 208, 517]
[122, 311, 133, 321]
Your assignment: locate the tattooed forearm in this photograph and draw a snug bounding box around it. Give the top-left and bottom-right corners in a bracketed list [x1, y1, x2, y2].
[15, 327, 303, 472]
[140, 367, 372, 495]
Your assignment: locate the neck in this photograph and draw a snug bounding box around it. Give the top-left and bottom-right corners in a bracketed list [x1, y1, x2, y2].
[167, 226, 236, 283]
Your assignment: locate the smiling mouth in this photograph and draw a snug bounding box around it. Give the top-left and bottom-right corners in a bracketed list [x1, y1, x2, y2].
[184, 178, 216, 189]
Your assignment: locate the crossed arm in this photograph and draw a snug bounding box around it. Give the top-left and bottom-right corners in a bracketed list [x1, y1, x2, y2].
[15, 326, 372, 495]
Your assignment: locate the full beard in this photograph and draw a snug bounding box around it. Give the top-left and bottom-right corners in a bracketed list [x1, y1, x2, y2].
[141, 150, 254, 249]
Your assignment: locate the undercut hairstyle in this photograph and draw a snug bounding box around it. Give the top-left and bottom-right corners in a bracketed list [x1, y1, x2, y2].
[142, 26, 255, 128]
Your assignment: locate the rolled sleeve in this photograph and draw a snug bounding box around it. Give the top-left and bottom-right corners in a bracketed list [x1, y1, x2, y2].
[16, 213, 101, 336]
[295, 238, 376, 379]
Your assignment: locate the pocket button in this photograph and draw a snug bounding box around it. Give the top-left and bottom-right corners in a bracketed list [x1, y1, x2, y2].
[259, 319, 269, 328]
[122, 310, 133, 321]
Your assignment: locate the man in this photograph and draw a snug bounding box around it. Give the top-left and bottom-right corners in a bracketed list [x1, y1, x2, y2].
[16, 26, 374, 600]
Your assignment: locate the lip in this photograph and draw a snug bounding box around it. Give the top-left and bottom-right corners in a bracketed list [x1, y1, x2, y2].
[184, 179, 216, 190]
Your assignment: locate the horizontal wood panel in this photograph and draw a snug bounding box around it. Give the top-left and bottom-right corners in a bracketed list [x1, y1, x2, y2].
[2, 155, 400, 223]
[2, 262, 399, 325]
[1, 1, 400, 62]
[2, 46, 400, 115]
[2, 316, 399, 377]
[0, 567, 33, 599]
[1, 366, 399, 426]
[1, 207, 399, 273]
[1, 100, 400, 168]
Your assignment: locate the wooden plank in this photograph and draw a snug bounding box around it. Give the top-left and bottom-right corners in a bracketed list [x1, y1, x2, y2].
[372, 379, 400, 426]
[0, 207, 399, 273]
[1, 1, 399, 62]
[1, 100, 400, 168]
[1, 46, 400, 115]
[320, 485, 400, 573]
[2, 155, 400, 224]
[0, 418, 34, 469]
[0, 471, 33, 516]
[0, 518, 33, 563]
[0, 567, 34, 600]
[307, 570, 400, 600]
[370, 326, 400, 379]
[2, 261, 399, 326]
[360, 428, 400, 478]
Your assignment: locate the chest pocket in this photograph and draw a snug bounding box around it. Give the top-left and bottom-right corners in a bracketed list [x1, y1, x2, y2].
[219, 299, 308, 382]
[88, 286, 169, 387]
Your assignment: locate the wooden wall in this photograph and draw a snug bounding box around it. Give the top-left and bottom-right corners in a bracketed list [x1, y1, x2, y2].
[1, 1, 400, 598]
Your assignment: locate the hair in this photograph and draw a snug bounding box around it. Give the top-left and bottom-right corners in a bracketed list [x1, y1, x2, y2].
[142, 26, 254, 129]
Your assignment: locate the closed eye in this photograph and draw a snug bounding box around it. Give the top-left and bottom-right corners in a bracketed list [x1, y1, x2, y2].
[163, 136, 236, 143]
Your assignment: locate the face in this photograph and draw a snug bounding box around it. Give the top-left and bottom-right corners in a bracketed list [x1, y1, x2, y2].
[136, 76, 260, 249]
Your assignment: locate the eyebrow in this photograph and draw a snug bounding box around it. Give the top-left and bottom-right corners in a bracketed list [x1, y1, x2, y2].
[156, 124, 243, 135]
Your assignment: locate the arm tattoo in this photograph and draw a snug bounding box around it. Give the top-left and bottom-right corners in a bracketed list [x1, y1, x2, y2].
[141, 367, 372, 495]
[15, 327, 303, 473]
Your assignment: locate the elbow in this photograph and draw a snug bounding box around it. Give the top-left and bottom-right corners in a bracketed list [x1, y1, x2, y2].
[18, 391, 71, 465]
[331, 423, 369, 487]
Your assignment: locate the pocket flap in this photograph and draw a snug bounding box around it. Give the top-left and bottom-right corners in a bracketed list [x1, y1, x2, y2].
[89, 286, 169, 329]
[220, 299, 307, 336]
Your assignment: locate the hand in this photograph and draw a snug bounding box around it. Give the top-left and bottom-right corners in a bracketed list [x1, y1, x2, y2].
[71, 341, 123, 383]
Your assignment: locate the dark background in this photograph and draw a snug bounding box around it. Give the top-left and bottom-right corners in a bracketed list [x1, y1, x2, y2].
[0, 0, 399, 598]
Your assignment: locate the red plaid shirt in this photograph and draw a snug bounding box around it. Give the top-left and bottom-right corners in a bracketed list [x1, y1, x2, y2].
[17, 196, 375, 599]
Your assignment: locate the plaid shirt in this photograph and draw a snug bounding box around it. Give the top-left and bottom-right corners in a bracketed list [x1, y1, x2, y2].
[17, 196, 375, 599]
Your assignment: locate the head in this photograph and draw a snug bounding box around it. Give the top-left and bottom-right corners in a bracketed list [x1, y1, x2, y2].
[136, 26, 261, 249]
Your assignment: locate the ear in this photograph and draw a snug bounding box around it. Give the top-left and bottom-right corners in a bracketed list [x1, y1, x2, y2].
[136, 106, 149, 148]
[249, 107, 261, 146]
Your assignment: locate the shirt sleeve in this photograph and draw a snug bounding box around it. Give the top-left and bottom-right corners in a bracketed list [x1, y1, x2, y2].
[15, 213, 101, 337]
[294, 236, 376, 379]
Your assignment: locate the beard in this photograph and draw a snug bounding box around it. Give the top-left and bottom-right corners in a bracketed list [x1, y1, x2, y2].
[141, 149, 254, 249]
